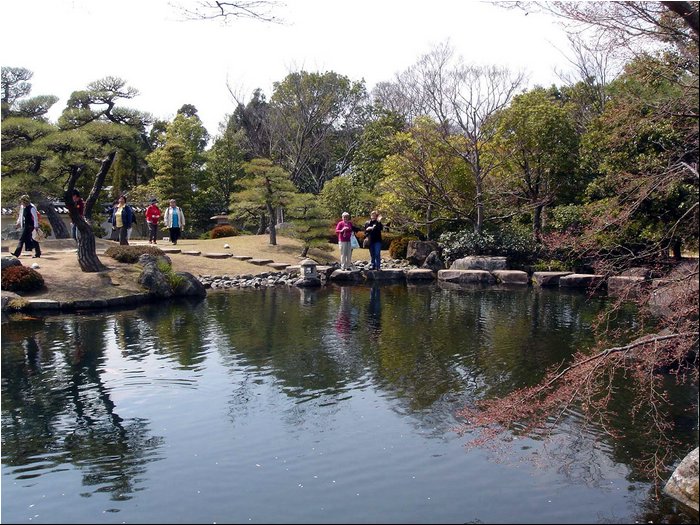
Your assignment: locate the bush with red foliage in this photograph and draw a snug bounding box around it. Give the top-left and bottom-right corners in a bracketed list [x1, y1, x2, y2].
[210, 225, 239, 239]
[1, 265, 45, 292]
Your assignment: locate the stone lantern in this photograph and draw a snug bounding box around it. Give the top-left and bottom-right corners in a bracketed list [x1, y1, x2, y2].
[296, 258, 321, 287]
[300, 258, 319, 279]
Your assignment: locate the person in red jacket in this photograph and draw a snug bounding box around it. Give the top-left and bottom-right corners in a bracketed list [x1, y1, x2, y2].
[145, 198, 162, 244]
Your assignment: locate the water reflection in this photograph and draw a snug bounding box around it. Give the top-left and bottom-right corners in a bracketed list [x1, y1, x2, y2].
[1, 317, 164, 502]
[2, 286, 697, 523]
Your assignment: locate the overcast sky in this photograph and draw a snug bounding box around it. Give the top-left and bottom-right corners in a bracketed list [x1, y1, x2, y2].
[2, 0, 574, 135]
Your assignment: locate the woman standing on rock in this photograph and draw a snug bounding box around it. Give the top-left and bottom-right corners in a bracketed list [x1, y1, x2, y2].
[364, 210, 384, 271]
[335, 212, 360, 271]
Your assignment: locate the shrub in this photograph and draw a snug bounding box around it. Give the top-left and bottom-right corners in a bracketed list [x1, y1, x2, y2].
[439, 225, 540, 266]
[533, 259, 569, 272]
[389, 236, 418, 259]
[1, 265, 45, 292]
[105, 245, 165, 264]
[210, 225, 239, 239]
[38, 217, 52, 238]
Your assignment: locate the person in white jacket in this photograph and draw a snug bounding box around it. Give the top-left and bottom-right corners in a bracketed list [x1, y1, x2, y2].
[12, 194, 42, 258]
[163, 199, 185, 245]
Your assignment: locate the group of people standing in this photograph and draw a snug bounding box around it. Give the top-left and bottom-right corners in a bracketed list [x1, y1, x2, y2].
[335, 210, 384, 271]
[110, 197, 185, 246]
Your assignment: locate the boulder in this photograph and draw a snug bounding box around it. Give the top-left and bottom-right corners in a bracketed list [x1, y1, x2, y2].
[422, 251, 445, 272]
[329, 269, 364, 283]
[664, 447, 699, 512]
[438, 269, 496, 284]
[138, 264, 174, 298]
[621, 267, 652, 279]
[532, 271, 573, 287]
[364, 269, 406, 281]
[1, 256, 22, 270]
[173, 271, 207, 298]
[559, 274, 606, 289]
[492, 270, 529, 285]
[406, 241, 440, 266]
[450, 256, 507, 272]
[406, 269, 436, 281]
[607, 275, 648, 298]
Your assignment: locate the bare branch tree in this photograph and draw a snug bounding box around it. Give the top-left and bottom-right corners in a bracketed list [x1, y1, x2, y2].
[171, 0, 285, 24]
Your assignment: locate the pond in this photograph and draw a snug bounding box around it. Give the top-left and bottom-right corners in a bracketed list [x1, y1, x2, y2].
[1, 284, 697, 524]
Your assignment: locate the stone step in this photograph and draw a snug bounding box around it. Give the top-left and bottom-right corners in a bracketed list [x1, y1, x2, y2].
[160, 248, 182, 254]
[492, 270, 529, 285]
[181, 251, 201, 256]
[532, 271, 573, 287]
[232, 255, 252, 260]
[437, 269, 496, 284]
[202, 252, 233, 259]
[268, 262, 290, 270]
[248, 258, 274, 265]
[405, 268, 436, 281]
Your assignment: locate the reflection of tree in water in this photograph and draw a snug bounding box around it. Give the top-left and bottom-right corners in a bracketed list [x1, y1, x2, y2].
[1, 316, 164, 501]
[112, 299, 209, 368]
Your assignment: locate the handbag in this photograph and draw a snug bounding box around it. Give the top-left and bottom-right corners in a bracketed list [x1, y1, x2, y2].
[32, 228, 46, 241]
[362, 237, 370, 249]
[350, 232, 359, 249]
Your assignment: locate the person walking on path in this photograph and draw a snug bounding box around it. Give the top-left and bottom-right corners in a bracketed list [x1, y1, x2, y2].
[145, 198, 162, 244]
[164, 199, 185, 245]
[12, 195, 41, 258]
[335, 211, 360, 270]
[364, 210, 384, 270]
[70, 189, 85, 242]
[110, 195, 135, 246]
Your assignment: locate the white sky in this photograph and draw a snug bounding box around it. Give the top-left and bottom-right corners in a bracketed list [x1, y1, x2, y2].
[1, 0, 575, 136]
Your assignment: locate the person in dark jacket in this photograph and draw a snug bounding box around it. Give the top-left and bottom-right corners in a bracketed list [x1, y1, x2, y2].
[110, 195, 134, 245]
[12, 194, 41, 258]
[70, 189, 85, 241]
[363, 210, 384, 270]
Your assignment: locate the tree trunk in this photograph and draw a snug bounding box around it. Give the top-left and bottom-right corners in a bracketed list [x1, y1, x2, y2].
[85, 151, 116, 220]
[533, 204, 544, 242]
[39, 199, 70, 239]
[64, 161, 109, 272]
[257, 213, 266, 235]
[672, 239, 682, 260]
[268, 204, 277, 246]
[301, 245, 310, 257]
[475, 175, 484, 235]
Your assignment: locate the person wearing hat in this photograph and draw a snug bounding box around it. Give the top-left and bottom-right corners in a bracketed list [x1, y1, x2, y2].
[12, 195, 41, 258]
[145, 197, 162, 244]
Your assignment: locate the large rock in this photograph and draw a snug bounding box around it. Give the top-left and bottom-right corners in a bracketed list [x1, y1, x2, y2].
[492, 270, 529, 285]
[559, 273, 605, 289]
[664, 447, 699, 512]
[450, 256, 507, 272]
[406, 269, 436, 281]
[649, 261, 699, 318]
[607, 275, 648, 298]
[406, 241, 440, 266]
[329, 269, 364, 283]
[422, 251, 445, 272]
[532, 271, 573, 287]
[437, 269, 496, 284]
[1, 256, 22, 270]
[173, 271, 207, 298]
[364, 269, 406, 282]
[139, 264, 174, 298]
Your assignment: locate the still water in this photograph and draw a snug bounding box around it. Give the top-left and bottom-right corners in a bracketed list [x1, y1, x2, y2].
[1, 284, 697, 523]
